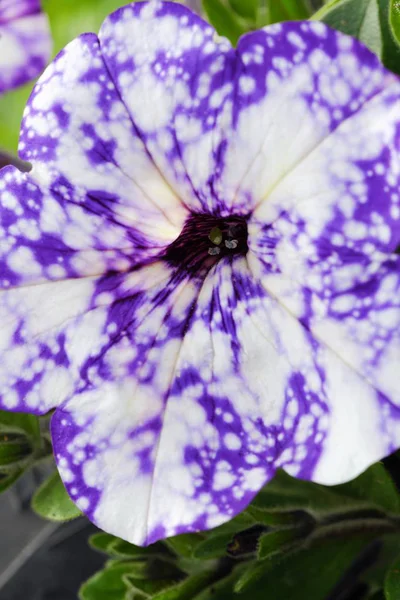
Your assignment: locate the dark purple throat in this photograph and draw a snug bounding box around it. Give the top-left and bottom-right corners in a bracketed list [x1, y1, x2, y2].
[164, 213, 249, 274]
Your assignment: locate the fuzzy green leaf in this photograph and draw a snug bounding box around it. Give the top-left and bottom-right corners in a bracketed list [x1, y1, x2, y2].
[112, 539, 169, 560]
[124, 575, 180, 598]
[255, 465, 399, 518]
[89, 532, 117, 554]
[194, 565, 256, 600]
[89, 532, 168, 562]
[253, 469, 352, 514]
[246, 506, 311, 527]
[211, 511, 256, 535]
[79, 562, 138, 600]
[235, 537, 369, 596]
[148, 571, 217, 600]
[32, 469, 81, 522]
[165, 534, 205, 559]
[332, 463, 400, 514]
[257, 528, 303, 560]
[192, 533, 234, 560]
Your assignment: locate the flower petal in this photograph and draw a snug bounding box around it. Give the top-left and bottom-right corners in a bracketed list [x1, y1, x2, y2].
[0, 7, 51, 94]
[248, 74, 400, 484]
[99, 8, 397, 217]
[0, 166, 172, 416]
[218, 21, 397, 214]
[50, 258, 337, 545]
[251, 78, 400, 255]
[249, 73, 400, 409]
[99, 0, 235, 214]
[0, 261, 171, 416]
[0, 274, 107, 415]
[19, 33, 187, 244]
[0, 166, 156, 286]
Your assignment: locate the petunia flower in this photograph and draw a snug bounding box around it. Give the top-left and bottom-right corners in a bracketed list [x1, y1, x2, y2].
[0, 0, 399, 546]
[0, 0, 52, 94]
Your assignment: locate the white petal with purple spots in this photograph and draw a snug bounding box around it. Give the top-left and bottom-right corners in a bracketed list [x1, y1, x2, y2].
[99, 1, 234, 215]
[52, 258, 331, 544]
[19, 34, 187, 245]
[0, 1, 399, 546]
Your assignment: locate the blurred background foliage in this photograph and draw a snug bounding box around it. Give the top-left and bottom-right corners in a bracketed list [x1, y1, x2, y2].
[2, 0, 400, 598]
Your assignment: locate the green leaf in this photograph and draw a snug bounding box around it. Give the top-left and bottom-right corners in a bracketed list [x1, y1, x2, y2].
[202, 0, 248, 45]
[89, 532, 169, 561]
[32, 469, 81, 522]
[255, 466, 399, 519]
[192, 533, 234, 560]
[213, 511, 257, 534]
[0, 410, 40, 444]
[151, 571, 218, 600]
[89, 532, 117, 554]
[112, 539, 169, 560]
[332, 463, 400, 514]
[193, 565, 249, 600]
[235, 537, 370, 597]
[0, 433, 33, 468]
[257, 528, 304, 560]
[253, 469, 352, 515]
[106, 558, 153, 579]
[146, 557, 185, 582]
[268, 0, 312, 23]
[385, 551, 400, 599]
[79, 562, 137, 600]
[313, 0, 382, 56]
[228, 0, 258, 19]
[246, 506, 312, 528]
[165, 534, 205, 559]
[166, 514, 258, 561]
[390, 0, 400, 45]
[124, 575, 179, 598]
[379, 0, 400, 73]
[232, 554, 283, 594]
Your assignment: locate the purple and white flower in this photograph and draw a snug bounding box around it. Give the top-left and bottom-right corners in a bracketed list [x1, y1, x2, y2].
[0, 0, 399, 545]
[0, 0, 51, 94]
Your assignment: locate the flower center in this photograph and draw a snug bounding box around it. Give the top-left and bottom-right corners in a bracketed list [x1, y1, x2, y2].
[164, 213, 249, 273]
